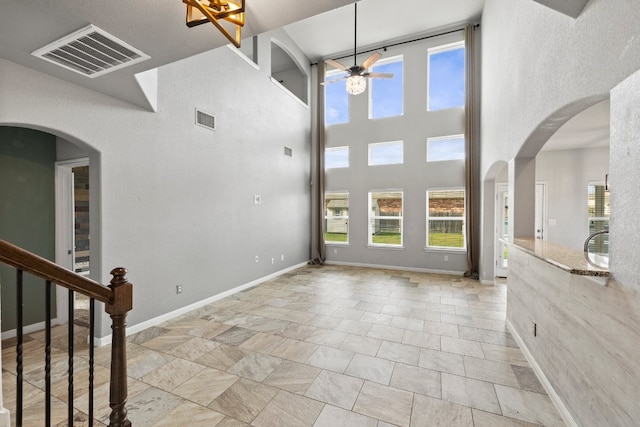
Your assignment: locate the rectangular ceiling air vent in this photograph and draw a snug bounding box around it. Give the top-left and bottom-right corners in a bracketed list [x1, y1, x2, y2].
[196, 109, 216, 131]
[284, 146, 293, 157]
[32, 25, 150, 78]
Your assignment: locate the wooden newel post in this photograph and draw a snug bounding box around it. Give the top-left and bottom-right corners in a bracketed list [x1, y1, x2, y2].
[107, 267, 133, 427]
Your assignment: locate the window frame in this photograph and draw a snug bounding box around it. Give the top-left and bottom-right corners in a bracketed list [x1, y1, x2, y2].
[325, 146, 350, 169]
[426, 188, 466, 251]
[325, 191, 350, 245]
[427, 41, 465, 112]
[368, 141, 404, 166]
[368, 190, 404, 248]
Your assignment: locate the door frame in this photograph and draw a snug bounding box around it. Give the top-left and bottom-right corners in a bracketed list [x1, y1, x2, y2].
[54, 158, 89, 325]
[535, 181, 548, 241]
[495, 183, 509, 277]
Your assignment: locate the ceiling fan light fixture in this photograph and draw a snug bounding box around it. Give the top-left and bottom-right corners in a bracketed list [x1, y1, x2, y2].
[346, 75, 366, 95]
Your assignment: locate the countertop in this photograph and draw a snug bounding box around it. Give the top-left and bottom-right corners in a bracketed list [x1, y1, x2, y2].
[506, 238, 609, 277]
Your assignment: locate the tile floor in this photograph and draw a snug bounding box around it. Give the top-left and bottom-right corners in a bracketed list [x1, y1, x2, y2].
[2, 265, 565, 426]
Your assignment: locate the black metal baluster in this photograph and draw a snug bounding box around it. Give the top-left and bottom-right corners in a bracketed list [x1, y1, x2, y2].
[68, 290, 74, 426]
[16, 269, 24, 427]
[45, 281, 52, 427]
[89, 298, 95, 427]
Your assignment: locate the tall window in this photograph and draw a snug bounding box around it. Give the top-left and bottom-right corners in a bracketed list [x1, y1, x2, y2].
[587, 183, 610, 254]
[427, 135, 465, 162]
[427, 189, 465, 249]
[325, 192, 349, 244]
[369, 56, 403, 119]
[325, 146, 349, 169]
[369, 191, 403, 246]
[428, 42, 465, 111]
[325, 70, 349, 125]
[369, 141, 403, 166]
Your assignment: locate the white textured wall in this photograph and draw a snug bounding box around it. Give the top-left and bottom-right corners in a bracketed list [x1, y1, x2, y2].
[610, 71, 640, 290]
[480, 0, 640, 280]
[323, 30, 467, 273]
[0, 28, 313, 336]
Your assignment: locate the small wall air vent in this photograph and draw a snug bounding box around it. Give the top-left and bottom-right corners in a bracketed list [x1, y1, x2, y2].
[284, 146, 293, 157]
[31, 25, 150, 78]
[196, 109, 216, 131]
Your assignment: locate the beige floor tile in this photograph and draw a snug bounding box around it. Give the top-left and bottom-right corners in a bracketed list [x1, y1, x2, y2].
[402, 330, 441, 350]
[511, 364, 546, 393]
[471, 409, 541, 427]
[481, 343, 529, 367]
[127, 348, 175, 379]
[335, 319, 373, 336]
[313, 405, 378, 427]
[263, 361, 321, 394]
[305, 314, 343, 329]
[216, 417, 250, 427]
[390, 363, 441, 398]
[390, 316, 424, 331]
[141, 332, 194, 353]
[457, 326, 518, 348]
[208, 378, 278, 423]
[418, 347, 465, 376]
[252, 390, 324, 427]
[367, 324, 404, 343]
[168, 336, 220, 361]
[306, 329, 348, 348]
[227, 351, 282, 381]
[125, 386, 183, 426]
[494, 384, 565, 426]
[441, 336, 485, 358]
[339, 334, 382, 356]
[154, 400, 226, 427]
[304, 370, 364, 410]
[344, 353, 395, 385]
[269, 337, 318, 363]
[277, 323, 318, 341]
[171, 367, 239, 406]
[410, 393, 473, 427]
[195, 343, 248, 370]
[359, 312, 393, 325]
[377, 341, 420, 366]
[422, 320, 460, 338]
[306, 345, 354, 373]
[441, 373, 501, 414]
[239, 331, 287, 354]
[352, 381, 413, 427]
[212, 326, 258, 346]
[463, 356, 520, 388]
[140, 358, 205, 391]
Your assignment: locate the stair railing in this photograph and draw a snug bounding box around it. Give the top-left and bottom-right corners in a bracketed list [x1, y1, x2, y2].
[0, 238, 132, 427]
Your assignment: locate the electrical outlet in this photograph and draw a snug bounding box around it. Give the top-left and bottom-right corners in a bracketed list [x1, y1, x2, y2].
[271, 257, 274, 264]
[281, 254, 284, 261]
[333, 248, 338, 254]
[176, 285, 182, 294]
[255, 255, 259, 263]
[253, 195, 262, 204]
[444, 255, 449, 261]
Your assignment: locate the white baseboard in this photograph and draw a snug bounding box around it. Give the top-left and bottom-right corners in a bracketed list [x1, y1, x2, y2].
[0, 408, 9, 427]
[324, 260, 464, 276]
[506, 318, 577, 427]
[480, 279, 495, 285]
[96, 261, 309, 347]
[1, 317, 65, 341]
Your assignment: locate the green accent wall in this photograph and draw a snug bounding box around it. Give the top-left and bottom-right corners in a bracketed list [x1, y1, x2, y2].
[0, 127, 56, 332]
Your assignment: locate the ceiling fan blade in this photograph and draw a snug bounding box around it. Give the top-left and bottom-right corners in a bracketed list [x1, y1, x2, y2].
[366, 72, 394, 79]
[361, 52, 382, 70]
[321, 76, 348, 85]
[325, 59, 350, 72]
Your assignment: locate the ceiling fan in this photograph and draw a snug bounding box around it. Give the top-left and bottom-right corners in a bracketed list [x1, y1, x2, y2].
[322, 1, 393, 95]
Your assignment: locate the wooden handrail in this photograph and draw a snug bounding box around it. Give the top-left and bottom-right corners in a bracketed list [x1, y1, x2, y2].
[0, 239, 112, 303]
[0, 238, 133, 426]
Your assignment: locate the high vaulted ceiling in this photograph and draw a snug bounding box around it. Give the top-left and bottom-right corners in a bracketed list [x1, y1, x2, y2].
[0, 0, 484, 110]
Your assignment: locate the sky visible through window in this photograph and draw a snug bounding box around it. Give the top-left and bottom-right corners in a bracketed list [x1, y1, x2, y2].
[427, 136, 465, 162]
[428, 46, 465, 110]
[369, 142, 403, 165]
[325, 146, 349, 168]
[370, 59, 403, 119]
[325, 72, 348, 125]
